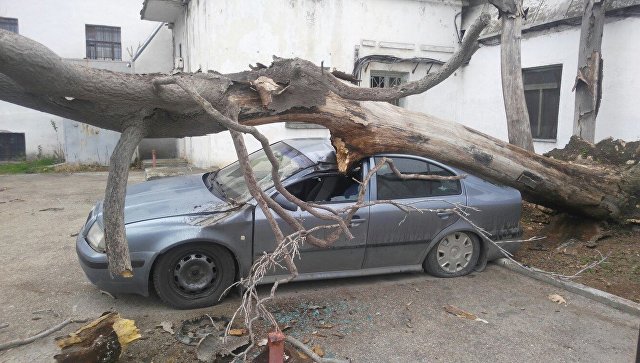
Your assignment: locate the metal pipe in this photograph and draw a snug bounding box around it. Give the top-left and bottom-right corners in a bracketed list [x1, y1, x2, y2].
[130, 22, 165, 63]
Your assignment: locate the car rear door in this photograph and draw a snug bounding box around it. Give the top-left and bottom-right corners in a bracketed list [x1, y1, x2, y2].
[363, 156, 466, 269]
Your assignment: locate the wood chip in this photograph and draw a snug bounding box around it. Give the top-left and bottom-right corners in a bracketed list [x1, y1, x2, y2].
[312, 345, 324, 357]
[443, 305, 488, 323]
[228, 328, 247, 336]
[548, 294, 567, 305]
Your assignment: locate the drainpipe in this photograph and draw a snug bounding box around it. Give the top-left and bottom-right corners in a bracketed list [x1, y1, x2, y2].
[127, 22, 166, 67]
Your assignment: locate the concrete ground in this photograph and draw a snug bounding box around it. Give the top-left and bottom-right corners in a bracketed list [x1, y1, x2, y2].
[0, 172, 638, 362]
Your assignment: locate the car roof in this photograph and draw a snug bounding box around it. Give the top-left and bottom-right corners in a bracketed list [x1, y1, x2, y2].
[281, 138, 336, 164]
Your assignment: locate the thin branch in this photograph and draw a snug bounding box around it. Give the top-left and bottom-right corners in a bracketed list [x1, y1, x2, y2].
[286, 335, 349, 363]
[0, 318, 88, 351]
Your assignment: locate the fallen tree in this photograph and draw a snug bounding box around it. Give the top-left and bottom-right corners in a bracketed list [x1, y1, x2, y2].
[0, 13, 638, 279]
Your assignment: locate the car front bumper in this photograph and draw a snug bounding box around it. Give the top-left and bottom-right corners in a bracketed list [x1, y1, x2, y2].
[76, 234, 155, 296]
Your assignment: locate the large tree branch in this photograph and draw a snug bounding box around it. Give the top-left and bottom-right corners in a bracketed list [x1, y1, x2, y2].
[103, 119, 149, 277]
[295, 13, 491, 102]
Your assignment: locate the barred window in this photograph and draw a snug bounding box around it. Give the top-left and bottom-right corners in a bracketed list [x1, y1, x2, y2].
[0, 17, 18, 33]
[86, 25, 121, 61]
[370, 72, 407, 106]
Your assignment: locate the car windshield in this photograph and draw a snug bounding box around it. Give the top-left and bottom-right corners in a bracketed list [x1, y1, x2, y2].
[208, 141, 313, 202]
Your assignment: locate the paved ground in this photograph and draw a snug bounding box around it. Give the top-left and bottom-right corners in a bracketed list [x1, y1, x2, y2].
[0, 172, 638, 362]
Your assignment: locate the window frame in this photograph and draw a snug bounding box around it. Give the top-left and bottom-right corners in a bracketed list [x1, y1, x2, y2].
[369, 71, 408, 107]
[85, 24, 122, 61]
[0, 17, 19, 33]
[522, 64, 563, 141]
[370, 155, 463, 201]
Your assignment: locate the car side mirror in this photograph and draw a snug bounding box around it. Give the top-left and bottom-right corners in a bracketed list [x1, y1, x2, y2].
[273, 193, 298, 211]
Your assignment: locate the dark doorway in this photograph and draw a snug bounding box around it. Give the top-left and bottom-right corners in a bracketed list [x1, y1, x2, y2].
[0, 132, 26, 161]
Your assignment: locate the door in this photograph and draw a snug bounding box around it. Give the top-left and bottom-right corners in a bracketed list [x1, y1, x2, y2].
[253, 164, 368, 274]
[363, 156, 465, 269]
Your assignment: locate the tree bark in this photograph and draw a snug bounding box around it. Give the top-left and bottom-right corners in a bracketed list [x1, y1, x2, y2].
[103, 121, 148, 277]
[573, 0, 605, 142]
[490, 0, 535, 152]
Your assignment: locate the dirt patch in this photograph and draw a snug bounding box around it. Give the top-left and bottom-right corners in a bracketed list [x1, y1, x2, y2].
[515, 202, 640, 303]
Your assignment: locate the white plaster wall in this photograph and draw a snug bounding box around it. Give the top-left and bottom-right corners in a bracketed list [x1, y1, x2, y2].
[171, 0, 465, 167]
[459, 17, 640, 154]
[0, 0, 166, 158]
[133, 26, 174, 73]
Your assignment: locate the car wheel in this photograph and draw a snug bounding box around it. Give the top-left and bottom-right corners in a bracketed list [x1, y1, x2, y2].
[153, 243, 235, 309]
[424, 231, 480, 278]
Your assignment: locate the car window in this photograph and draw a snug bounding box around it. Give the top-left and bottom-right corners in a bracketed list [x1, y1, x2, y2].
[286, 164, 362, 203]
[210, 141, 313, 201]
[375, 157, 461, 200]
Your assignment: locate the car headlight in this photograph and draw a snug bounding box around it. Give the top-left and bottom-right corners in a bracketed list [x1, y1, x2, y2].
[86, 222, 106, 253]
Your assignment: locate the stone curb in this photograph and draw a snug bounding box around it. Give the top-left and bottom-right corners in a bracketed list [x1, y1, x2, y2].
[495, 258, 640, 317]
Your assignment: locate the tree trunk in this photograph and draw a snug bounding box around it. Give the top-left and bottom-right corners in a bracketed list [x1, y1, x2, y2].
[573, 0, 605, 142]
[239, 94, 639, 223]
[490, 0, 535, 152]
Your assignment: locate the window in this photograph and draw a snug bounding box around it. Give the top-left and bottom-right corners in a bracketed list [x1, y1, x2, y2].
[375, 157, 461, 200]
[285, 164, 362, 203]
[85, 25, 121, 60]
[370, 71, 407, 106]
[523, 65, 562, 140]
[0, 17, 18, 33]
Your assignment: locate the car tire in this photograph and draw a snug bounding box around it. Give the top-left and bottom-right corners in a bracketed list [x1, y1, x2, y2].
[424, 231, 480, 278]
[153, 243, 235, 309]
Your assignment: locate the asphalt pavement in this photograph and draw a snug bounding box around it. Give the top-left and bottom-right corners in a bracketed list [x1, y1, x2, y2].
[0, 172, 638, 362]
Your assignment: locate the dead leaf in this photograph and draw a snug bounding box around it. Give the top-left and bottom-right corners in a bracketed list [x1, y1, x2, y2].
[548, 294, 567, 305]
[227, 328, 247, 336]
[315, 323, 333, 329]
[39, 207, 64, 212]
[443, 305, 488, 324]
[257, 338, 268, 347]
[196, 335, 249, 361]
[311, 331, 327, 338]
[331, 332, 345, 338]
[158, 321, 174, 335]
[302, 337, 311, 344]
[312, 345, 324, 357]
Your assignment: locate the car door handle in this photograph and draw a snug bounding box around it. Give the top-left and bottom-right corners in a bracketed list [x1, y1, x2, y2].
[349, 216, 366, 227]
[436, 211, 454, 219]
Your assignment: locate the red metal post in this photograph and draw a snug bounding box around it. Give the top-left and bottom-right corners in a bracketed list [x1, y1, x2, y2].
[267, 330, 285, 363]
[152, 149, 157, 168]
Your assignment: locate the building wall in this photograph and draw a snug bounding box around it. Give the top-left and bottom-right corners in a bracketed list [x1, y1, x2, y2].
[0, 0, 170, 159]
[458, 17, 640, 154]
[133, 25, 175, 74]
[170, 0, 465, 168]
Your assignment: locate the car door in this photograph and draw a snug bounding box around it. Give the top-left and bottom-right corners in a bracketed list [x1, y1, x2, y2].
[363, 156, 466, 269]
[253, 164, 368, 275]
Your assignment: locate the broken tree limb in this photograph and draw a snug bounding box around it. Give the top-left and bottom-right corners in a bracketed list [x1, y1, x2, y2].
[315, 12, 491, 102]
[573, 0, 606, 142]
[489, 0, 534, 151]
[103, 120, 149, 277]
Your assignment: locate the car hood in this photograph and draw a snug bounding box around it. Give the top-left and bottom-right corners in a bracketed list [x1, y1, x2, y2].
[96, 174, 237, 224]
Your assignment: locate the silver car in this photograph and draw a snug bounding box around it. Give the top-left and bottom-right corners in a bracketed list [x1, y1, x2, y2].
[76, 138, 522, 309]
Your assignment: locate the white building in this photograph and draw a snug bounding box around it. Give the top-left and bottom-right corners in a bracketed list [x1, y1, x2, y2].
[0, 0, 173, 162]
[141, 0, 640, 168]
